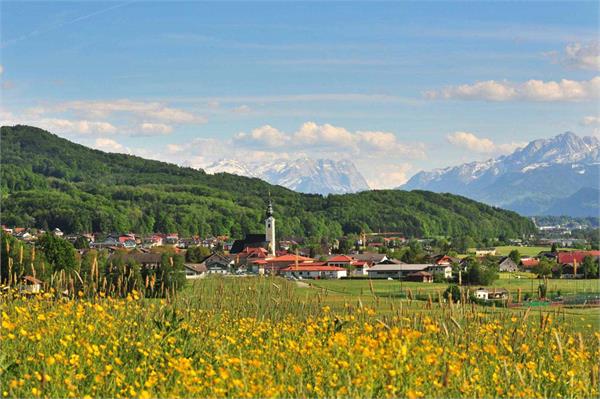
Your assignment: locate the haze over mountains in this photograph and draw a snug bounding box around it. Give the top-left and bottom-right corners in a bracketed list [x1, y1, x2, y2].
[204, 158, 370, 195]
[401, 132, 600, 217]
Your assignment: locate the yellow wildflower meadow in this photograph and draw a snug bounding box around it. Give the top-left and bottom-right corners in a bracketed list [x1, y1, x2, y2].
[1, 277, 598, 398]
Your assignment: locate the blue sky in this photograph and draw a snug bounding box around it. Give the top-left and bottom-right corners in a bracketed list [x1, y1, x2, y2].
[1, 1, 599, 188]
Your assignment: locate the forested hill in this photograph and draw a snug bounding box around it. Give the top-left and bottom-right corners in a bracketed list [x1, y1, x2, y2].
[1, 125, 535, 240]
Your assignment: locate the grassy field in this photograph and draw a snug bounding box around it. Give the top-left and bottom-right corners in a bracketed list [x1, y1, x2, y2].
[2, 277, 599, 398]
[306, 276, 600, 298]
[467, 245, 573, 257]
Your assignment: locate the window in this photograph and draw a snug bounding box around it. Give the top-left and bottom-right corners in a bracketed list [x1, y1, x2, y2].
[268, 224, 271, 228]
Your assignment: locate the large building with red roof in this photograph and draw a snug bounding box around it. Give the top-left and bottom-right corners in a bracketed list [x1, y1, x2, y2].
[280, 264, 347, 279]
[557, 251, 600, 265]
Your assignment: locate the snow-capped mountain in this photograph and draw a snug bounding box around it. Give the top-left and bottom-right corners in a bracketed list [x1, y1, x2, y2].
[400, 132, 600, 216]
[204, 157, 370, 195]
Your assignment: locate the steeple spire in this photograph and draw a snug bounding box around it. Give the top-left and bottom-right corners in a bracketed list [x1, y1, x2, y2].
[266, 191, 273, 218]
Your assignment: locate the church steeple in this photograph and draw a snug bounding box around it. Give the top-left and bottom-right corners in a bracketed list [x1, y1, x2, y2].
[266, 192, 273, 218]
[265, 193, 276, 256]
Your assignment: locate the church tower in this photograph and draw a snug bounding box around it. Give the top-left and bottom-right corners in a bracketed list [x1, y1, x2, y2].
[265, 195, 276, 256]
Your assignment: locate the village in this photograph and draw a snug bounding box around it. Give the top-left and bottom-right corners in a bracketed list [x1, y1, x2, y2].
[3, 199, 599, 304]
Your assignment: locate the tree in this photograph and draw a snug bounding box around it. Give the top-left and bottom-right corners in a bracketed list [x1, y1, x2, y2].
[433, 272, 446, 283]
[582, 255, 599, 279]
[508, 249, 521, 265]
[37, 233, 77, 273]
[74, 236, 90, 249]
[185, 246, 211, 263]
[551, 243, 558, 253]
[533, 258, 554, 278]
[443, 285, 461, 302]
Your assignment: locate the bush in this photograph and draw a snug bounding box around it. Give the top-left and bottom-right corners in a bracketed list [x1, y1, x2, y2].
[443, 284, 461, 302]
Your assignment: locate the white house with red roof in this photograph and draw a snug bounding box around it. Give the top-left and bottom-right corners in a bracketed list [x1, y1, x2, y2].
[280, 264, 347, 279]
[326, 254, 371, 276]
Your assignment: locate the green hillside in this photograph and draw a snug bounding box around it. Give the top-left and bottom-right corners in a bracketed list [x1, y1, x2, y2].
[0, 125, 535, 240]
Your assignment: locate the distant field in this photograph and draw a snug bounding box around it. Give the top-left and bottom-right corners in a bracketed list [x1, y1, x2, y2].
[306, 277, 600, 299]
[462, 245, 573, 257]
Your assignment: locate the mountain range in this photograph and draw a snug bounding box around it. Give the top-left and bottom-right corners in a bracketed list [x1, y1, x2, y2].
[401, 132, 600, 217]
[0, 125, 534, 240]
[204, 158, 370, 195]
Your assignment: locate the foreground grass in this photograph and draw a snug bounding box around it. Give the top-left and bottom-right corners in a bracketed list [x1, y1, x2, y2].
[1, 277, 599, 398]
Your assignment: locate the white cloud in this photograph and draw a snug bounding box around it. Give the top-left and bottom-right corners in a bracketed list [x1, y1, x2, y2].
[231, 105, 251, 114]
[235, 121, 424, 158]
[139, 122, 173, 135]
[0, 65, 3, 75]
[52, 99, 206, 124]
[581, 115, 600, 126]
[94, 138, 126, 153]
[363, 163, 412, 189]
[426, 76, 600, 102]
[447, 131, 524, 154]
[37, 118, 118, 135]
[563, 41, 600, 71]
[236, 125, 289, 148]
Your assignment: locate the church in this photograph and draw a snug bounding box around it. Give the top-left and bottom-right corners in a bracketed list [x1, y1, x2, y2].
[230, 197, 276, 256]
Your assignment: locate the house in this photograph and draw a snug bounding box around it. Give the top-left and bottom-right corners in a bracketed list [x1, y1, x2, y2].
[184, 263, 208, 279]
[326, 255, 354, 267]
[557, 251, 600, 266]
[164, 234, 179, 245]
[20, 276, 43, 294]
[230, 234, 269, 254]
[92, 236, 121, 249]
[520, 258, 539, 270]
[280, 264, 347, 279]
[426, 264, 453, 279]
[202, 253, 234, 274]
[107, 252, 163, 269]
[353, 253, 388, 264]
[498, 257, 519, 272]
[349, 260, 370, 276]
[560, 264, 585, 279]
[405, 271, 433, 283]
[264, 254, 315, 274]
[367, 263, 433, 279]
[429, 254, 459, 266]
[52, 228, 64, 237]
[235, 246, 269, 268]
[14, 231, 33, 241]
[473, 288, 509, 301]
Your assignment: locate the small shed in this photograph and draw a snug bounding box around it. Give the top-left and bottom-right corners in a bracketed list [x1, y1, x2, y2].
[474, 287, 508, 300]
[20, 276, 43, 294]
[405, 271, 433, 283]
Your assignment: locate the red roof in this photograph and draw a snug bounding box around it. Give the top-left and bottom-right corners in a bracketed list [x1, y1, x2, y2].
[328, 255, 354, 263]
[520, 258, 539, 268]
[266, 254, 314, 263]
[250, 259, 267, 264]
[557, 251, 600, 265]
[351, 260, 369, 267]
[280, 265, 346, 272]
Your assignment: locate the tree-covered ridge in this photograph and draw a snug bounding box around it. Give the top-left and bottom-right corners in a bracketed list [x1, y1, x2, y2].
[1, 125, 535, 239]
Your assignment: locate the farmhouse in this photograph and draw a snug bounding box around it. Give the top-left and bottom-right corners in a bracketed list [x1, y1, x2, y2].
[20, 276, 43, 294]
[498, 257, 519, 272]
[202, 253, 234, 274]
[184, 263, 207, 279]
[557, 251, 600, 265]
[280, 264, 347, 279]
[367, 263, 434, 279]
[473, 288, 509, 301]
